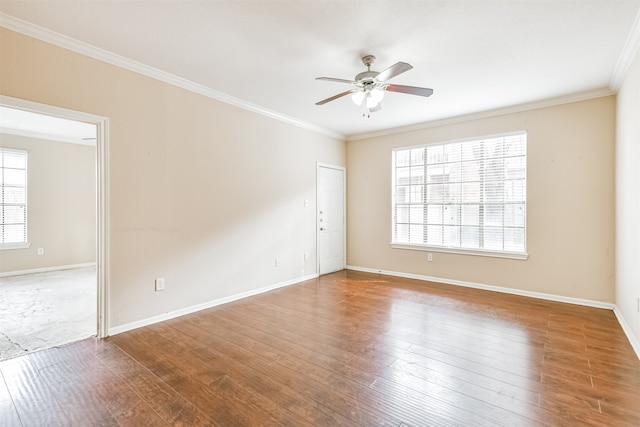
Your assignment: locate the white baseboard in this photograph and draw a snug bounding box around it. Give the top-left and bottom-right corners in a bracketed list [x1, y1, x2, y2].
[0, 262, 96, 278]
[347, 265, 615, 309]
[109, 273, 319, 336]
[613, 306, 640, 360]
[347, 265, 640, 361]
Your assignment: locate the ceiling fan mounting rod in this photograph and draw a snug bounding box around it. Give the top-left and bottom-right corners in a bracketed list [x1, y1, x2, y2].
[355, 55, 379, 81]
[361, 55, 376, 69]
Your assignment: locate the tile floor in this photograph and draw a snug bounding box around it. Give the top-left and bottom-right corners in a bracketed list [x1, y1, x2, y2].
[0, 267, 96, 361]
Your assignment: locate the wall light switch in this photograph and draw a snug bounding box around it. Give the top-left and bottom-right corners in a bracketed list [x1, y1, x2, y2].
[155, 278, 165, 291]
[427, 253, 433, 262]
[37, 248, 45, 255]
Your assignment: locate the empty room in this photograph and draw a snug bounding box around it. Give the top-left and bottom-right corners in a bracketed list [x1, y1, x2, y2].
[0, 109, 98, 361]
[0, 1, 639, 426]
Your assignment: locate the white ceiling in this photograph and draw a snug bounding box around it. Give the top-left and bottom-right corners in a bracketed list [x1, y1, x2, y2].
[0, 106, 96, 145]
[1, 1, 639, 139]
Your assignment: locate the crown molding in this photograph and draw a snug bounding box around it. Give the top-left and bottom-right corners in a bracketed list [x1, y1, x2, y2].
[0, 13, 344, 141]
[346, 87, 615, 141]
[3, 9, 632, 144]
[610, 7, 640, 91]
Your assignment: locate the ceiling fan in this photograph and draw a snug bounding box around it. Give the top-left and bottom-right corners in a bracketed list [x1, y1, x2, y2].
[315, 55, 433, 115]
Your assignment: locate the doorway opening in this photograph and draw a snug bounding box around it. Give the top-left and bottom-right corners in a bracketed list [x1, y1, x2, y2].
[0, 97, 109, 360]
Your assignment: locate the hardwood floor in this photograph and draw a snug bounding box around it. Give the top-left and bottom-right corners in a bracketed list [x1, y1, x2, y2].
[1, 270, 638, 426]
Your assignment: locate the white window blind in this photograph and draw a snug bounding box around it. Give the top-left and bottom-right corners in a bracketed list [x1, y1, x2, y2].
[392, 132, 527, 255]
[0, 148, 28, 246]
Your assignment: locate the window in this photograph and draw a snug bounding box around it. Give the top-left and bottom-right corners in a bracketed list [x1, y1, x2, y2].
[0, 148, 28, 248]
[392, 132, 527, 257]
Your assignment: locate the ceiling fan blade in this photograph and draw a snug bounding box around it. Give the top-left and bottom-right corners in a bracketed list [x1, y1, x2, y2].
[316, 90, 354, 105]
[375, 62, 413, 82]
[316, 77, 356, 84]
[385, 84, 433, 97]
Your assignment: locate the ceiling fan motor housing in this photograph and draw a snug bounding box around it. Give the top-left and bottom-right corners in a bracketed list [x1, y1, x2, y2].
[355, 70, 379, 81]
[356, 55, 379, 81]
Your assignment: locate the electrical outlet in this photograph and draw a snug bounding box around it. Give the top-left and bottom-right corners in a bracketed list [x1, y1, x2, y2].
[275, 258, 281, 267]
[304, 252, 309, 261]
[427, 253, 433, 262]
[37, 248, 44, 255]
[155, 278, 165, 291]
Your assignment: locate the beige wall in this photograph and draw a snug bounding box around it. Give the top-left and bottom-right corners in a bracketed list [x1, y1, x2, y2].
[0, 134, 96, 273]
[0, 28, 346, 328]
[347, 96, 616, 302]
[0, 25, 624, 336]
[616, 47, 640, 346]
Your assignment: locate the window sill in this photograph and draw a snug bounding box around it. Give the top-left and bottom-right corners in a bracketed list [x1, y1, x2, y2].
[0, 242, 32, 251]
[391, 243, 528, 260]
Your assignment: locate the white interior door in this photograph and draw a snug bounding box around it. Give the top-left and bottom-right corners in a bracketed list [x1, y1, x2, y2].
[318, 164, 345, 275]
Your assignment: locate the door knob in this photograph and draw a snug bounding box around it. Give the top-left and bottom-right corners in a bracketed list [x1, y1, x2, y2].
[320, 227, 325, 231]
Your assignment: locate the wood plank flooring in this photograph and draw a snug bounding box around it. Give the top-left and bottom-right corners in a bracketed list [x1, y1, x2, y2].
[1, 270, 639, 426]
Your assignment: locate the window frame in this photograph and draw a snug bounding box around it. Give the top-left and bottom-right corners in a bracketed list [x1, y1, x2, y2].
[0, 147, 30, 250]
[391, 131, 528, 260]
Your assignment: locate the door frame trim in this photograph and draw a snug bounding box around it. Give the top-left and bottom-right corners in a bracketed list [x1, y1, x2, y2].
[0, 95, 110, 338]
[316, 162, 346, 275]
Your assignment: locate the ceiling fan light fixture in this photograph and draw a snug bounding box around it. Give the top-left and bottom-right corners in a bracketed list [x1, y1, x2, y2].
[351, 91, 365, 106]
[365, 87, 385, 109]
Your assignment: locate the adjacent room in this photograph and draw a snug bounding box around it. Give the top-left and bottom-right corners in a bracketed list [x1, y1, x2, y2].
[0, 1, 639, 426]
[0, 107, 98, 360]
